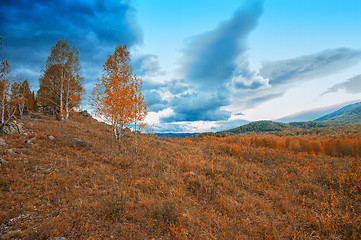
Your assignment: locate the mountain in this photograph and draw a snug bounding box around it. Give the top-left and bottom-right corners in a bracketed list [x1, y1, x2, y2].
[154, 132, 198, 138]
[324, 105, 361, 125]
[315, 101, 361, 121]
[278, 106, 341, 123]
[219, 120, 291, 134]
[217, 120, 340, 135]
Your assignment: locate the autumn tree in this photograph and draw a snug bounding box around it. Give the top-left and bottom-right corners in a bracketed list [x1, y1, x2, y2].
[10, 76, 35, 116]
[37, 39, 83, 121]
[91, 44, 147, 152]
[131, 77, 147, 153]
[0, 59, 11, 124]
[0, 37, 15, 124]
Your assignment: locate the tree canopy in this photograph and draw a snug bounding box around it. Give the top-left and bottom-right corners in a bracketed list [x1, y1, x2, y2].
[37, 39, 84, 120]
[91, 44, 147, 151]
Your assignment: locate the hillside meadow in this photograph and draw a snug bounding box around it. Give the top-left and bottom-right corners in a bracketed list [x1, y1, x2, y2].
[1, 114, 360, 239]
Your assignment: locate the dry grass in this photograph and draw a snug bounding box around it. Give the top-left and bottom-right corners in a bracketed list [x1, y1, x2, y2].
[0, 114, 360, 239]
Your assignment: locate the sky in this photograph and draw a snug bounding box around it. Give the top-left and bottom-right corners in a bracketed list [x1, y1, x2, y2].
[1, 0, 361, 133]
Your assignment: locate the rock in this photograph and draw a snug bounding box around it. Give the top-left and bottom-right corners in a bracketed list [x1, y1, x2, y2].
[0, 123, 22, 134]
[79, 110, 91, 118]
[26, 137, 36, 145]
[189, 171, 197, 176]
[48, 135, 55, 141]
[0, 138, 7, 146]
[48, 237, 67, 240]
[72, 139, 88, 148]
[0, 158, 8, 164]
[6, 148, 16, 154]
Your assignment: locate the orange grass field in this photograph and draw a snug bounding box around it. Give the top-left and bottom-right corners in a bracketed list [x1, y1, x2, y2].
[1, 114, 360, 239]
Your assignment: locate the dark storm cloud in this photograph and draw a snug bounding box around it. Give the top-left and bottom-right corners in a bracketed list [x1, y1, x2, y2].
[183, 1, 264, 89]
[162, 0, 264, 122]
[235, 81, 264, 89]
[0, 0, 143, 92]
[141, 79, 191, 112]
[322, 74, 361, 95]
[161, 87, 232, 122]
[260, 48, 361, 86]
[143, 90, 168, 112]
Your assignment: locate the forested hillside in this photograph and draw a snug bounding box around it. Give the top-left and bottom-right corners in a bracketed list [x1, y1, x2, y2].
[325, 106, 361, 125]
[315, 102, 361, 121]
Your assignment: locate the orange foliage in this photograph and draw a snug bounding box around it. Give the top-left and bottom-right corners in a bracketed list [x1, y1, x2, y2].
[222, 133, 361, 157]
[91, 45, 147, 151]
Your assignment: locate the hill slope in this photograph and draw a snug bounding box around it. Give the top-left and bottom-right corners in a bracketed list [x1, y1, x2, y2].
[325, 105, 361, 124]
[218, 120, 340, 135]
[1, 113, 360, 239]
[315, 101, 361, 121]
[219, 120, 291, 134]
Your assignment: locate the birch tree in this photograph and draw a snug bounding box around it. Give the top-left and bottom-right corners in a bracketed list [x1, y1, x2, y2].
[91, 44, 147, 152]
[0, 59, 11, 124]
[10, 77, 34, 116]
[131, 77, 147, 154]
[37, 39, 83, 120]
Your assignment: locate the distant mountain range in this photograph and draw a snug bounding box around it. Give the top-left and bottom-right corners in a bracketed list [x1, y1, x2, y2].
[318, 105, 361, 125]
[315, 101, 361, 122]
[216, 101, 361, 135]
[154, 133, 198, 138]
[155, 101, 361, 137]
[217, 120, 335, 135]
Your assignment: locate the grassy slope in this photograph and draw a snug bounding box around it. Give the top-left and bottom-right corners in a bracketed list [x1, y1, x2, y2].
[1, 114, 360, 239]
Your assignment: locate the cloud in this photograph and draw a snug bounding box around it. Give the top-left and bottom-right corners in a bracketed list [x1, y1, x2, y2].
[260, 48, 361, 86]
[146, 122, 187, 134]
[161, 86, 232, 122]
[228, 48, 361, 110]
[143, 90, 168, 112]
[0, 0, 143, 92]
[322, 74, 361, 95]
[233, 72, 269, 89]
[132, 54, 164, 77]
[141, 79, 192, 112]
[182, 1, 264, 89]
[163, 0, 264, 122]
[210, 119, 249, 132]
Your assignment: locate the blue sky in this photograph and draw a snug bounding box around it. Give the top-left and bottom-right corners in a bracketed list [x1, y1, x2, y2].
[1, 0, 361, 132]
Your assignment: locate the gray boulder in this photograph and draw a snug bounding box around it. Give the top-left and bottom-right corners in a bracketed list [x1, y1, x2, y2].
[0, 138, 7, 146]
[0, 158, 7, 164]
[0, 123, 22, 134]
[26, 137, 37, 145]
[79, 110, 91, 118]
